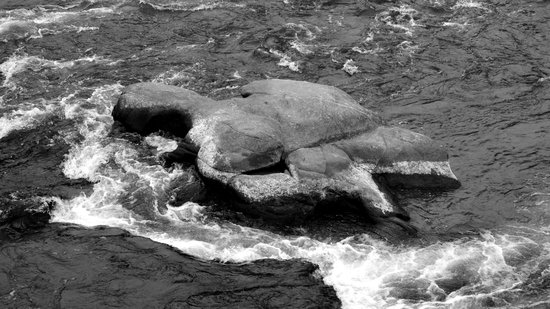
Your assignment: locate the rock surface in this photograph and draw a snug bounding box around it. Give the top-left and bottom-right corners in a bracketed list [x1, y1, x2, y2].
[113, 79, 460, 221]
[0, 117, 91, 230]
[0, 223, 341, 309]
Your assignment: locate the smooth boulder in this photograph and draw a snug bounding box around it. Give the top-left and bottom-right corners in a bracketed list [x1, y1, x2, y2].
[113, 79, 460, 221]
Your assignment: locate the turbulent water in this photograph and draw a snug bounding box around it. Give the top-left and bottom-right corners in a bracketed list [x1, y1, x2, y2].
[1, 0, 549, 308]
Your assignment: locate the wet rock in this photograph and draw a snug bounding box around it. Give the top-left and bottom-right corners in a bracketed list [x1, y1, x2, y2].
[160, 142, 199, 167]
[0, 117, 92, 229]
[166, 167, 207, 205]
[0, 198, 52, 240]
[0, 223, 341, 309]
[112, 82, 217, 136]
[113, 79, 459, 222]
[118, 182, 160, 219]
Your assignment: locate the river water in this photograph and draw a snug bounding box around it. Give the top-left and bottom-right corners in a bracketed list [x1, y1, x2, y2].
[1, 0, 549, 308]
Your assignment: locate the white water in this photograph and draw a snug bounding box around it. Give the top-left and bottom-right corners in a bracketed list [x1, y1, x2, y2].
[0, 53, 120, 137]
[46, 83, 550, 309]
[0, 4, 118, 41]
[0, 106, 54, 139]
[0, 53, 116, 90]
[139, 0, 246, 11]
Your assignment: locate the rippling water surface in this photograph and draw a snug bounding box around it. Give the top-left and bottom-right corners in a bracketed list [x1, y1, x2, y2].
[1, 0, 549, 308]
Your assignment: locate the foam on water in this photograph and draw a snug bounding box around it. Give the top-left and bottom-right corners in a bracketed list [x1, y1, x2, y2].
[273, 50, 302, 72]
[139, 0, 246, 11]
[0, 53, 119, 90]
[443, 21, 469, 29]
[352, 45, 384, 55]
[0, 2, 119, 41]
[151, 63, 206, 87]
[452, 0, 486, 9]
[0, 54, 119, 136]
[342, 59, 359, 76]
[0, 104, 54, 138]
[50, 83, 550, 308]
[376, 5, 419, 37]
[255, 22, 322, 73]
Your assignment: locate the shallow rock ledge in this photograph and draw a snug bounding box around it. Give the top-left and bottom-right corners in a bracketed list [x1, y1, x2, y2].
[113, 79, 460, 221]
[0, 223, 340, 309]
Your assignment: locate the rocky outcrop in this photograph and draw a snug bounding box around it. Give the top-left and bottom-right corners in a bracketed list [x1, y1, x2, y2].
[113, 79, 460, 221]
[0, 117, 91, 230]
[0, 223, 341, 308]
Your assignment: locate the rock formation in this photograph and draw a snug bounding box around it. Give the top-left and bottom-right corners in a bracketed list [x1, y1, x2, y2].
[113, 79, 460, 221]
[0, 223, 340, 308]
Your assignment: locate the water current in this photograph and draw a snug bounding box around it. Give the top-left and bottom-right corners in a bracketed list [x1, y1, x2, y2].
[1, 0, 549, 308]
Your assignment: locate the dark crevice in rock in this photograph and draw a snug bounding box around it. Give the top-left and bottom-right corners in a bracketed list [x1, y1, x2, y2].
[381, 173, 461, 190]
[145, 110, 194, 137]
[206, 192, 419, 244]
[242, 160, 289, 176]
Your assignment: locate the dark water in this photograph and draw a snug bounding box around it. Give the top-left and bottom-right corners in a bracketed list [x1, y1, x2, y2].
[1, 0, 549, 308]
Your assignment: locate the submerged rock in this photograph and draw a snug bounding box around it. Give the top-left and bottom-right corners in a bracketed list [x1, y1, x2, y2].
[113, 79, 460, 221]
[0, 223, 341, 308]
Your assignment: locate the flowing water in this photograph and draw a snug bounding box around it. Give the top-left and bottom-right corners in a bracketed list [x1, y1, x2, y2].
[1, 0, 549, 308]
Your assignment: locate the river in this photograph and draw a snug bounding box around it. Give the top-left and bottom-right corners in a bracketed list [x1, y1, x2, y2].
[1, 0, 549, 308]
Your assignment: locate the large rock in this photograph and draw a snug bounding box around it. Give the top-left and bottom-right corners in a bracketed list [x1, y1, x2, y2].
[113, 79, 460, 221]
[0, 223, 341, 308]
